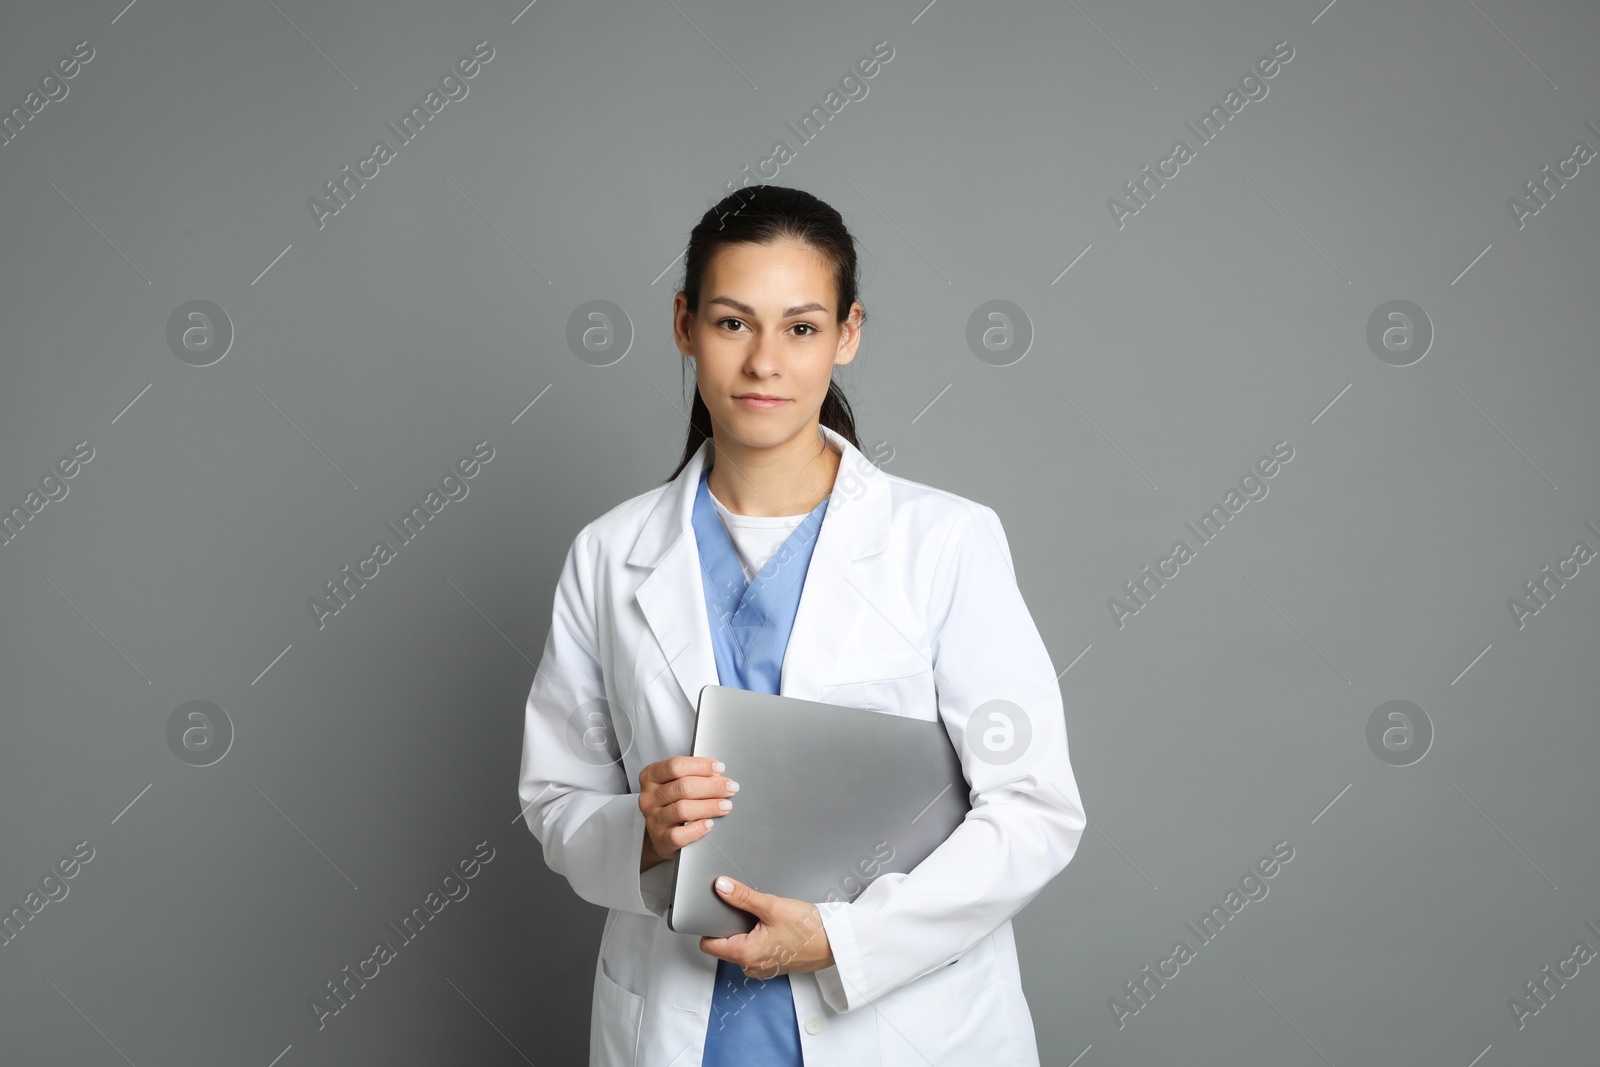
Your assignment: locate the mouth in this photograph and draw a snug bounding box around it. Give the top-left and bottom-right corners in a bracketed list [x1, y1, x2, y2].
[734, 394, 789, 409]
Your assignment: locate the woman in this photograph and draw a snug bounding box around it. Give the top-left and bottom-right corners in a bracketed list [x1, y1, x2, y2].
[517, 185, 1086, 1066]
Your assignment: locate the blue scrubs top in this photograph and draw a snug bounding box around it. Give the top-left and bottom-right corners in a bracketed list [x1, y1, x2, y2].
[691, 466, 831, 1066]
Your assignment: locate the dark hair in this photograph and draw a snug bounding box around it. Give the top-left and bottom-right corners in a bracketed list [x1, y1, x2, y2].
[665, 185, 866, 483]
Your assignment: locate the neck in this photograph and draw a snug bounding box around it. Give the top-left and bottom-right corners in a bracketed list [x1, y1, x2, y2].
[705, 423, 841, 517]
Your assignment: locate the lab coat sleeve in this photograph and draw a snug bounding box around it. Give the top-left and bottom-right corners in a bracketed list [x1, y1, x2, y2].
[517, 526, 671, 919]
[813, 502, 1087, 1012]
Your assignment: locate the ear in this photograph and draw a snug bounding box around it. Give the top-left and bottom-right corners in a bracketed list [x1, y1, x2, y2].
[834, 301, 864, 367]
[674, 291, 696, 357]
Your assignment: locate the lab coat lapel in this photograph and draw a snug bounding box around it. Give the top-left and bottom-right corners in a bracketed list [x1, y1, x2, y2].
[630, 441, 719, 720]
[628, 424, 890, 717]
[781, 425, 890, 698]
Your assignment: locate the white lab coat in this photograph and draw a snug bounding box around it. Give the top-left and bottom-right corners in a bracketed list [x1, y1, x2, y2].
[517, 424, 1086, 1067]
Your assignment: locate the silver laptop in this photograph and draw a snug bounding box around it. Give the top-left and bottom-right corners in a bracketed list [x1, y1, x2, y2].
[666, 684, 971, 938]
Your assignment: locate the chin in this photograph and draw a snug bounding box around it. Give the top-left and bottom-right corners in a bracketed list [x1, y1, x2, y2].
[720, 411, 801, 447]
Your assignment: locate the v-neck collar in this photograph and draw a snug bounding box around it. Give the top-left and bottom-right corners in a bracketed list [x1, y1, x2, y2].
[691, 467, 830, 669]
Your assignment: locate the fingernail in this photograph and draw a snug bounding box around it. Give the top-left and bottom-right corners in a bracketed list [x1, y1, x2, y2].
[726, 780, 740, 793]
[718, 799, 732, 811]
[712, 760, 725, 773]
[716, 876, 733, 893]
[703, 819, 715, 829]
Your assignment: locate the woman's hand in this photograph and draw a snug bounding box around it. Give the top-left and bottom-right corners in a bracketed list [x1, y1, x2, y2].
[638, 755, 739, 870]
[699, 876, 836, 978]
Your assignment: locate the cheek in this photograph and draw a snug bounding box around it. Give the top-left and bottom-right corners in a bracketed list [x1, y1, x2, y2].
[808, 348, 843, 382]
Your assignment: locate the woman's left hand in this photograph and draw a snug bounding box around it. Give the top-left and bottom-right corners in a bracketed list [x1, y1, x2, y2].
[698, 875, 835, 979]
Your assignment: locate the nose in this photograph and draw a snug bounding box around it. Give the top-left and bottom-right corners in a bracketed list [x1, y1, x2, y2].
[741, 332, 782, 377]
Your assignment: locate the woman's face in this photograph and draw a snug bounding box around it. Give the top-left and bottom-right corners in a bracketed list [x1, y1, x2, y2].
[675, 237, 862, 453]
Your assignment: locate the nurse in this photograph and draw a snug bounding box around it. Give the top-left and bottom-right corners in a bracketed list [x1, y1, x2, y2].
[518, 184, 1087, 1066]
[648, 191, 851, 1065]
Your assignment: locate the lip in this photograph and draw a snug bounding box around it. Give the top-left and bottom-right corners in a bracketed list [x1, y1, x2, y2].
[735, 394, 788, 409]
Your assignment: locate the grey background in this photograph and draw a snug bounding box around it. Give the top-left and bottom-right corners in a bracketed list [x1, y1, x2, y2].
[2, 0, 1597, 1064]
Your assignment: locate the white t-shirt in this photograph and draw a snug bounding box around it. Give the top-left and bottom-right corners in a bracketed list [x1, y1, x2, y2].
[707, 488, 810, 582]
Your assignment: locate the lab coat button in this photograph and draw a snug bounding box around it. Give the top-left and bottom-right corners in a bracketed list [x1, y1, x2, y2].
[804, 1014, 824, 1034]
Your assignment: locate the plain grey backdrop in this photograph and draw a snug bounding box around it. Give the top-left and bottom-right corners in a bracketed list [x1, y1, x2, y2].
[2, 0, 1598, 1064]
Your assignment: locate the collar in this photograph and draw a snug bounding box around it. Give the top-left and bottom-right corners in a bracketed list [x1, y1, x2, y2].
[626, 423, 889, 570]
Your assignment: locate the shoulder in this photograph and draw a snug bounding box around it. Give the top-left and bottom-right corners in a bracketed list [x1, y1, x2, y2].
[874, 467, 1017, 585]
[877, 466, 1002, 539]
[566, 480, 672, 564]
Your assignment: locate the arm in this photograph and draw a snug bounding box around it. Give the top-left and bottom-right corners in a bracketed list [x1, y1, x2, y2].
[516, 525, 673, 918]
[813, 502, 1087, 1012]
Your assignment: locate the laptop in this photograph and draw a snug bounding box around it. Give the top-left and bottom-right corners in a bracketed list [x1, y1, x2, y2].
[666, 684, 971, 938]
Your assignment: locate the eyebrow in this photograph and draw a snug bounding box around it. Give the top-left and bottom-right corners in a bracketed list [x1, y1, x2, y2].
[706, 296, 830, 319]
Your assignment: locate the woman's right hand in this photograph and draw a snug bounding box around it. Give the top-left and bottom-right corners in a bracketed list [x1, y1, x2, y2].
[639, 756, 739, 870]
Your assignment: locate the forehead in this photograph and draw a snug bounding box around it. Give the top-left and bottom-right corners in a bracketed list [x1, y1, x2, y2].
[703, 239, 836, 314]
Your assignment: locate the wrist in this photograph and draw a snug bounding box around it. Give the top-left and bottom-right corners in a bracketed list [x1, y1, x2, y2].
[640, 830, 665, 872]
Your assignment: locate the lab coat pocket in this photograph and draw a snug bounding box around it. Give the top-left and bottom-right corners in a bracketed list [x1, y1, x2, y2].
[592, 957, 644, 1065]
[817, 648, 937, 721]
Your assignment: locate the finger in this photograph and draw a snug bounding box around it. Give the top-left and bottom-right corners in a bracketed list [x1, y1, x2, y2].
[659, 755, 725, 784]
[699, 934, 734, 963]
[698, 927, 761, 963]
[639, 757, 685, 789]
[664, 818, 717, 851]
[640, 756, 710, 789]
[714, 875, 772, 917]
[668, 796, 734, 824]
[661, 772, 740, 806]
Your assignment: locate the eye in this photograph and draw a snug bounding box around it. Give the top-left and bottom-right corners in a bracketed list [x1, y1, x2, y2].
[714, 318, 821, 336]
